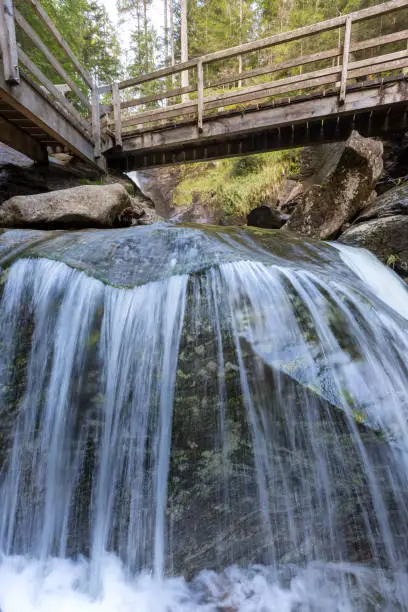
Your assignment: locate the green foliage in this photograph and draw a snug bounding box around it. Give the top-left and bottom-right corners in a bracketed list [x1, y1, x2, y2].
[15, 0, 121, 93]
[173, 151, 297, 222]
[387, 254, 400, 269]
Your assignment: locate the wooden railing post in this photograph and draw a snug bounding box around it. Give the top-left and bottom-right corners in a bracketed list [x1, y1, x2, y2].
[339, 16, 352, 104]
[112, 82, 122, 148]
[197, 59, 204, 133]
[0, 0, 19, 84]
[92, 84, 101, 158]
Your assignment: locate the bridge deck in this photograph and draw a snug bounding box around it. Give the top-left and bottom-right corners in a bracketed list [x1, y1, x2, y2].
[104, 0, 408, 170]
[107, 78, 408, 171]
[1, 0, 408, 173]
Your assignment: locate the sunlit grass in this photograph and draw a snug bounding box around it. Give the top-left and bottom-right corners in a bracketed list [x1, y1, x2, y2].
[173, 150, 298, 222]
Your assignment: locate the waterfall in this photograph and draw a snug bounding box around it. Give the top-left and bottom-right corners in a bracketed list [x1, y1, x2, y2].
[1, 225, 408, 611]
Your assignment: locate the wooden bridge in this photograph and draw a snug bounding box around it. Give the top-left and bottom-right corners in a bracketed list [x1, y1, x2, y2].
[1, 0, 408, 173]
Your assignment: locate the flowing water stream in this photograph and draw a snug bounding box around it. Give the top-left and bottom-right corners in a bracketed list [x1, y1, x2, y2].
[1, 224, 408, 611]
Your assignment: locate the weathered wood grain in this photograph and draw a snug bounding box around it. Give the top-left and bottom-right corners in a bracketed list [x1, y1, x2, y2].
[339, 17, 352, 103]
[0, 0, 19, 83]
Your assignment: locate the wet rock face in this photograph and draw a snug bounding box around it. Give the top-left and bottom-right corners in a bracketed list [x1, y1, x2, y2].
[0, 184, 161, 229]
[247, 205, 286, 229]
[339, 182, 408, 276]
[284, 131, 383, 240]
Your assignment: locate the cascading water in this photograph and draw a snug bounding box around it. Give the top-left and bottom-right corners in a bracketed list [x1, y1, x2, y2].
[1, 224, 408, 611]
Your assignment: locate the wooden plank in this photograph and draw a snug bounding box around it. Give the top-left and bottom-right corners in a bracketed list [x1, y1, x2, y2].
[197, 58, 204, 132]
[92, 85, 101, 158]
[209, 47, 341, 89]
[0, 70, 97, 165]
[121, 100, 197, 127]
[351, 28, 408, 54]
[17, 48, 92, 136]
[340, 17, 352, 104]
[0, 115, 47, 161]
[118, 58, 197, 90]
[190, 29, 408, 92]
[14, 10, 91, 111]
[348, 56, 408, 79]
[204, 73, 341, 111]
[112, 82, 122, 148]
[205, 49, 408, 111]
[205, 64, 342, 106]
[120, 84, 196, 109]
[25, 0, 93, 89]
[350, 47, 408, 71]
[0, 0, 19, 83]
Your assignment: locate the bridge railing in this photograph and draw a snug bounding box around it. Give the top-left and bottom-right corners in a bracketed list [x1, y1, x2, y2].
[0, 0, 100, 156]
[106, 0, 408, 144]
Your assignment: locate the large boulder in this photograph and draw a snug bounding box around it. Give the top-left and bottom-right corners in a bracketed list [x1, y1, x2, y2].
[0, 183, 161, 229]
[284, 132, 383, 239]
[339, 182, 408, 276]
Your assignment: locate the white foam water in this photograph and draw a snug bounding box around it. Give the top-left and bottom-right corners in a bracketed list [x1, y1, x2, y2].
[0, 555, 405, 612]
[334, 242, 408, 320]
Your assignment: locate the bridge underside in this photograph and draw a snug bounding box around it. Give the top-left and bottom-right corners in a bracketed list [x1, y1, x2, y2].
[0, 68, 103, 171]
[107, 78, 408, 172]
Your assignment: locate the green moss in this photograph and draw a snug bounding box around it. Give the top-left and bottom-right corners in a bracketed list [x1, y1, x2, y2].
[79, 178, 105, 186]
[386, 253, 400, 269]
[352, 409, 367, 425]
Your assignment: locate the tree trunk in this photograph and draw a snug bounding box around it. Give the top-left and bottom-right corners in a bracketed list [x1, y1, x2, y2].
[164, 0, 169, 64]
[169, 0, 175, 85]
[181, 0, 189, 101]
[238, 0, 243, 87]
[143, 0, 148, 71]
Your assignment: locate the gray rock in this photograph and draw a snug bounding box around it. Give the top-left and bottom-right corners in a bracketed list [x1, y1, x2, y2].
[284, 131, 383, 239]
[355, 181, 408, 222]
[0, 183, 160, 229]
[339, 215, 408, 276]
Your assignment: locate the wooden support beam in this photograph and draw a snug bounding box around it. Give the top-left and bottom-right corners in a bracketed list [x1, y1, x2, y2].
[197, 59, 204, 133]
[340, 17, 352, 104]
[0, 72, 97, 165]
[0, 0, 19, 84]
[112, 82, 122, 148]
[0, 115, 47, 161]
[25, 0, 93, 89]
[14, 10, 91, 111]
[92, 85, 101, 158]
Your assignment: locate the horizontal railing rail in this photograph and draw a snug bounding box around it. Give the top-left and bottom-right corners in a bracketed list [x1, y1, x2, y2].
[106, 0, 408, 144]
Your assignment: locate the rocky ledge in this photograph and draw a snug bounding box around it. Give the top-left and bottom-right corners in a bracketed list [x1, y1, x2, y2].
[0, 183, 162, 229]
